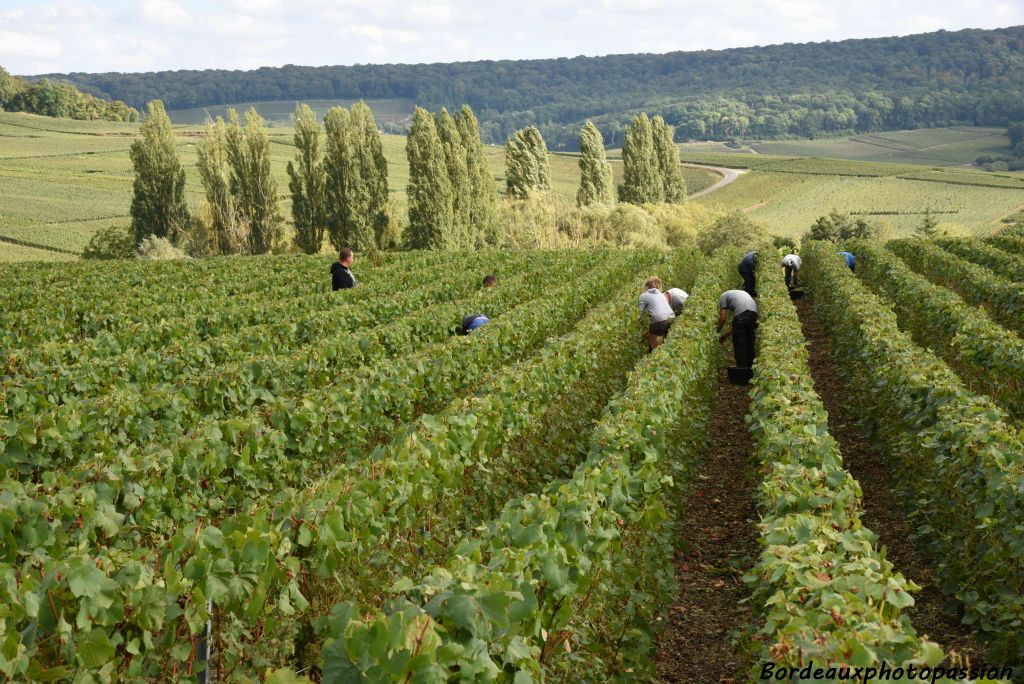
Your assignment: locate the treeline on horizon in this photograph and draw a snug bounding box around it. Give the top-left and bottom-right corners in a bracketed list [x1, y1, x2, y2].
[27, 26, 1024, 148]
[0, 67, 137, 122]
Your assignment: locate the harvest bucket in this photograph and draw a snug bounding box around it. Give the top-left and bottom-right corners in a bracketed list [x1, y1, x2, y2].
[727, 366, 753, 385]
[788, 288, 805, 300]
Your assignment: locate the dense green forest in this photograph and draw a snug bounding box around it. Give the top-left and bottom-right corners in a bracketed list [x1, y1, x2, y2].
[0, 67, 137, 122]
[23, 26, 1024, 149]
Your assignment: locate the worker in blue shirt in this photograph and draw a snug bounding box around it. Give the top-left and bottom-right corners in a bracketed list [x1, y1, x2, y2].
[839, 251, 855, 272]
[460, 313, 489, 335]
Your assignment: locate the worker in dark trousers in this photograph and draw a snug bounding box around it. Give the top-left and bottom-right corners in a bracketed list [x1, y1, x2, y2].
[839, 251, 855, 272]
[738, 251, 758, 298]
[717, 289, 759, 368]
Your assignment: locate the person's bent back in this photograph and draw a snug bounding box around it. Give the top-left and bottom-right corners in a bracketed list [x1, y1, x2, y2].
[781, 253, 802, 288]
[665, 287, 689, 316]
[638, 277, 675, 351]
[717, 289, 759, 368]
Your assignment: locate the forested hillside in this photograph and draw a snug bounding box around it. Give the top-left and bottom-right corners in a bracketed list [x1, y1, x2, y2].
[0, 67, 137, 122]
[28, 26, 1024, 148]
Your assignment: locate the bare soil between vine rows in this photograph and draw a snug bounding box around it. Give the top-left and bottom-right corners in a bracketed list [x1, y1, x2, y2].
[655, 347, 759, 683]
[794, 296, 988, 666]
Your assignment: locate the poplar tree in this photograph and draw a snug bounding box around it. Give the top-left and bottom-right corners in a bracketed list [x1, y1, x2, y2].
[196, 116, 247, 254]
[525, 127, 551, 192]
[505, 126, 550, 199]
[129, 100, 189, 244]
[619, 113, 663, 204]
[576, 121, 615, 206]
[323, 106, 351, 251]
[323, 102, 390, 251]
[653, 115, 687, 203]
[456, 105, 499, 246]
[287, 104, 327, 254]
[406, 106, 454, 249]
[437, 107, 472, 248]
[225, 108, 282, 254]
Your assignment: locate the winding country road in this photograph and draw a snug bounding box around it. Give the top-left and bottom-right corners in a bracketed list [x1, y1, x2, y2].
[684, 164, 748, 199]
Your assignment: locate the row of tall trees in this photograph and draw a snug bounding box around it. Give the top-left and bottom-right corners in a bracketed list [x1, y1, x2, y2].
[129, 100, 282, 254]
[572, 113, 687, 208]
[619, 114, 687, 204]
[405, 105, 498, 249]
[130, 101, 692, 255]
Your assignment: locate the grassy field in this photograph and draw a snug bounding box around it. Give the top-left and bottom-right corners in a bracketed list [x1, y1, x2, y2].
[674, 144, 1024, 237]
[167, 98, 415, 127]
[679, 127, 1014, 167]
[693, 163, 1024, 237]
[3, 111, 1022, 261]
[751, 127, 1012, 166]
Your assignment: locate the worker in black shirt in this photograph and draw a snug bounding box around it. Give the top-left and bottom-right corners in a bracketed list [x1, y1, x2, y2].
[331, 248, 356, 291]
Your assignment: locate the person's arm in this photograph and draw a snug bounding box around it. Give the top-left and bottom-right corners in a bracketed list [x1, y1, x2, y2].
[718, 308, 735, 342]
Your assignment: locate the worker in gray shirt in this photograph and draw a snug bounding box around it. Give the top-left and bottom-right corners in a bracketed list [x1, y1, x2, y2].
[717, 289, 759, 368]
[638, 277, 675, 351]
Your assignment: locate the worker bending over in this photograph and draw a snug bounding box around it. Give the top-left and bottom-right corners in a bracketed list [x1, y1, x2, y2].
[717, 289, 759, 368]
[665, 287, 689, 316]
[781, 253, 802, 288]
[839, 251, 855, 272]
[638, 277, 675, 351]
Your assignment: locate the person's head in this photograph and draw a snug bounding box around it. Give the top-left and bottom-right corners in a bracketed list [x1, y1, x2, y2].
[645, 277, 662, 291]
[339, 248, 354, 267]
[483, 274, 496, 288]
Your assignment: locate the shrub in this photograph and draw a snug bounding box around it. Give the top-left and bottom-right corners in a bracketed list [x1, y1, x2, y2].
[606, 203, 663, 246]
[136, 235, 187, 260]
[804, 209, 878, 242]
[772, 235, 798, 252]
[644, 203, 710, 247]
[81, 224, 136, 260]
[696, 209, 768, 255]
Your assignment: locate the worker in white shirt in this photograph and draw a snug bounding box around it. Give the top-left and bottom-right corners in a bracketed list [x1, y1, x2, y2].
[638, 277, 675, 352]
[665, 287, 689, 316]
[781, 253, 802, 288]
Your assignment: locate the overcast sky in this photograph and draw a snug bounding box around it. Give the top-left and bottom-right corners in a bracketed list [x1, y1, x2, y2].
[2, 0, 1022, 75]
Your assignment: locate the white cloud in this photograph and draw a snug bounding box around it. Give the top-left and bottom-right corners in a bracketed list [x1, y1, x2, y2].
[0, 0, 1021, 74]
[139, 0, 191, 27]
[0, 30, 63, 58]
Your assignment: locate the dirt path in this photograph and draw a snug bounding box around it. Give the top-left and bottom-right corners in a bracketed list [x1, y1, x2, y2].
[655, 351, 759, 683]
[685, 164, 748, 199]
[793, 296, 988, 665]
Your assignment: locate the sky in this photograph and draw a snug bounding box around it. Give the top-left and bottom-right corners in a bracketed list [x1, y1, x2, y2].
[1, 0, 1023, 75]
